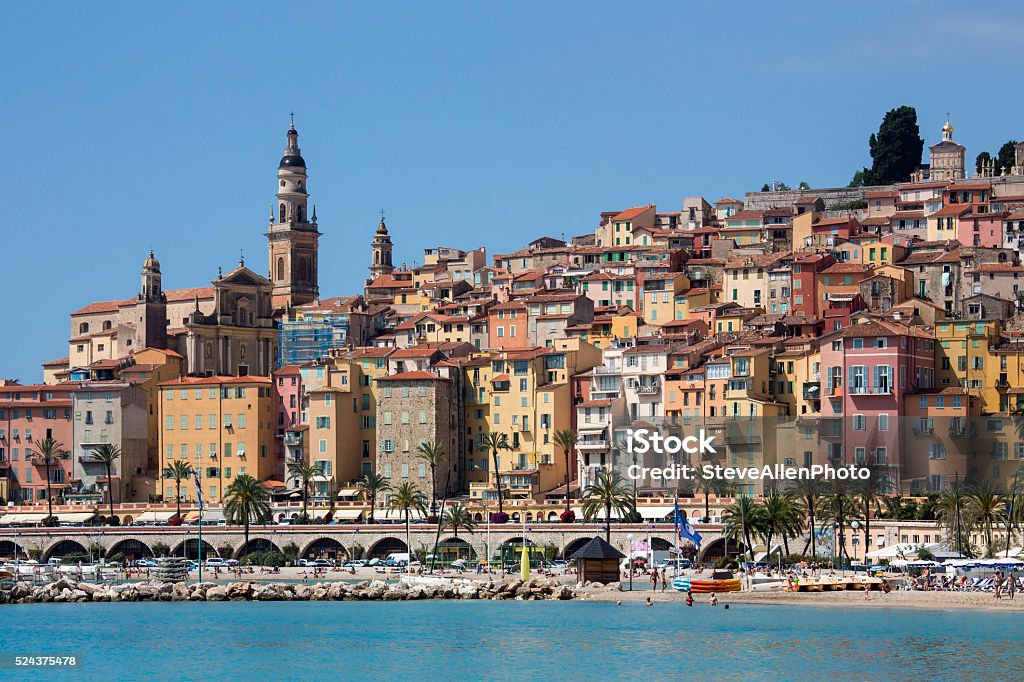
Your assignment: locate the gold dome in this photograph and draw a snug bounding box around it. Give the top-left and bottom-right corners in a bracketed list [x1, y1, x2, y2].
[942, 119, 954, 134]
[376, 218, 389, 235]
[143, 250, 161, 272]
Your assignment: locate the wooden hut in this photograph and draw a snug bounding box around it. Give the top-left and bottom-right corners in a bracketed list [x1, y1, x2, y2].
[569, 536, 625, 584]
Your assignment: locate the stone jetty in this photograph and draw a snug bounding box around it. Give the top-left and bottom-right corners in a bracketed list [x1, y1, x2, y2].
[2, 577, 577, 604]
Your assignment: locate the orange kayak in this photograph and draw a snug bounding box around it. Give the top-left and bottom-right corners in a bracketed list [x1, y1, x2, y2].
[688, 579, 741, 593]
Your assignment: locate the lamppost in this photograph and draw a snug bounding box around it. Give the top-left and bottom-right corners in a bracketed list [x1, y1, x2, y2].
[851, 519, 861, 570]
[626, 532, 634, 592]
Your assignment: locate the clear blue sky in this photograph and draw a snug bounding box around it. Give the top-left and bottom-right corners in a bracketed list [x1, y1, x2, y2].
[2, 1, 1022, 380]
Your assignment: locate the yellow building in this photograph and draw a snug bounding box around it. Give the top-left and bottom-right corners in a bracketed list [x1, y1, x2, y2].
[641, 272, 690, 325]
[306, 368, 364, 496]
[927, 204, 970, 242]
[673, 288, 714, 320]
[474, 339, 601, 501]
[158, 375, 275, 503]
[934, 320, 1001, 412]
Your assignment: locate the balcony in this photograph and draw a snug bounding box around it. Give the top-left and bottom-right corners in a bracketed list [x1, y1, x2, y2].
[577, 439, 609, 450]
[817, 416, 843, 438]
[803, 383, 821, 401]
[996, 380, 1010, 390]
[634, 383, 660, 395]
[848, 385, 892, 396]
[283, 434, 303, 446]
[912, 426, 934, 436]
[948, 422, 967, 437]
[724, 434, 762, 445]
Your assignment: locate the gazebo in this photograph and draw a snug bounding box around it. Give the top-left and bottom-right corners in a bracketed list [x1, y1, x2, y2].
[569, 536, 625, 584]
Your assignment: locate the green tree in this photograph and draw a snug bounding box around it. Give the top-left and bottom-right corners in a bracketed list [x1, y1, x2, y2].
[442, 501, 476, 538]
[797, 181, 811, 190]
[33, 438, 65, 520]
[722, 495, 764, 561]
[580, 470, 636, 543]
[223, 474, 272, 549]
[820, 480, 857, 564]
[553, 430, 578, 512]
[997, 140, 1019, 173]
[936, 488, 974, 557]
[788, 477, 823, 559]
[91, 444, 122, 525]
[853, 461, 891, 561]
[162, 460, 193, 522]
[965, 481, 1006, 558]
[415, 441, 448, 513]
[760, 491, 802, 557]
[482, 432, 511, 515]
[389, 482, 427, 564]
[976, 150, 993, 175]
[851, 106, 923, 186]
[357, 472, 391, 523]
[288, 460, 319, 522]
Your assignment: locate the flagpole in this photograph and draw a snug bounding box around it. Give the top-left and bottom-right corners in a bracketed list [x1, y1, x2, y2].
[673, 491, 680, 578]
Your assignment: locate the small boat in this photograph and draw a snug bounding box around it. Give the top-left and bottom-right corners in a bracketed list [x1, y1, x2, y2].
[748, 574, 786, 591]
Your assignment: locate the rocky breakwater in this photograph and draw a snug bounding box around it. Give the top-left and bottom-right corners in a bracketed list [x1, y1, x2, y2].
[3, 577, 577, 604]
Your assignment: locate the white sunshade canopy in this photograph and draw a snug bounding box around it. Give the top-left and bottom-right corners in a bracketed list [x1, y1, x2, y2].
[132, 510, 178, 523]
[331, 509, 365, 520]
[865, 543, 960, 560]
[379, 508, 426, 521]
[0, 512, 48, 524]
[636, 506, 675, 520]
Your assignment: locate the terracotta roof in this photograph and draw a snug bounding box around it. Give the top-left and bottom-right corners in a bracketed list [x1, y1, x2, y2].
[969, 262, 1024, 273]
[576, 399, 614, 408]
[794, 196, 820, 204]
[72, 286, 215, 316]
[376, 371, 447, 382]
[716, 197, 743, 205]
[930, 204, 971, 218]
[612, 205, 655, 221]
[391, 347, 442, 358]
[272, 365, 303, 376]
[158, 375, 271, 387]
[42, 357, 70, 367]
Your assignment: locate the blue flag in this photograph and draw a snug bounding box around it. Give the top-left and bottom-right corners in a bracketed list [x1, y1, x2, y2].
[193, 470, 204, 513]
[674, 498, 702, 549]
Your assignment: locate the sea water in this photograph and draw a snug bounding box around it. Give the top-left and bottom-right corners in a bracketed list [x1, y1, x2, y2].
[0, 600, 1019, 681]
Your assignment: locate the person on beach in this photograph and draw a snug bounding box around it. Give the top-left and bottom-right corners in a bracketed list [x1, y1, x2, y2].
[685, 591, 694, 607]
[709, 593, 718, 606]
[994, 572, 1002, 599]
[660, 568, 667, 592]
[1007, 576, 1016, 600]
[651, 569, 657, 590]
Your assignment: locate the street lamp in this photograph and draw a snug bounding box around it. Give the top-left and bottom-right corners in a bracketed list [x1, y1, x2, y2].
[851, 520, 861, 569]
[626, 533, 634, 592]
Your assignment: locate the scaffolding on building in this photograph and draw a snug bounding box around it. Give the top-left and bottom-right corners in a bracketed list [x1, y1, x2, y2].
[277, 316, 349, 368]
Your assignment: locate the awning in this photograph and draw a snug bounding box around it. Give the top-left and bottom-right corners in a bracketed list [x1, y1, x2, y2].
[0, 512, 48, 524]
[56, 512, 96, 523]
[132, 510, 178, 523]
[336, 488, 361, 498]
[570, 506, 626, 520]
[636, 505, 675, 520]
[332, 508, 365, 520]
[183, 510, 225, 523]
[379, 508, 426, 521]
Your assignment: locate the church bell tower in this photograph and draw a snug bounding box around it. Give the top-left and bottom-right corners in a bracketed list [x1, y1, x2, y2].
[266, 118, 320, 308]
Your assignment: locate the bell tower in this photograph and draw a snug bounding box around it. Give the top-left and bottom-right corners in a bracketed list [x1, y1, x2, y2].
[266, 118, 320, 308]
[136, 250, 167, 350]
[369, 214, 395, 281]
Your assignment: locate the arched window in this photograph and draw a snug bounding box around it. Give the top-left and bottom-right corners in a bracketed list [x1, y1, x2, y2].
[297, 206, 305, 222]
[102, 320, 112, 330]
[279, 203, 286, 223]
[375, 251, 380, 265]
[79, 322, 90, 334]
[276, 257, 285, 281]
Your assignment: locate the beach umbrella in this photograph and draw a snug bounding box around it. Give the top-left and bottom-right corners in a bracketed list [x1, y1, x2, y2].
[520, 544, 530, 581]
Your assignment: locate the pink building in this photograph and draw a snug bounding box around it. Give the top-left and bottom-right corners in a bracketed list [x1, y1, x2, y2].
[820, 320, 936, 490]
[957, 210, 1006, 248]
[0, 384, 75, 504]
[272, 365, 303, 478]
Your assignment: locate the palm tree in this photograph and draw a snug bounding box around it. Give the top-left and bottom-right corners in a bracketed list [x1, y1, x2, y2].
[722, 495, 764, 561]
[389, 482, 427, 564]
[965, 481, 1007, 558]
[936, 487, 974, 558]
[91, 444, 121, 525]
[33, 438, 65, 521]
[481, 432, 511, 515]
[821, 480, 857, 565]
[553, 430, 578, 512]
[357, 472, 391, 523]
[580, 469, 635, 542]
[789, 477, 823, 559]
[694, 473, 736, 522]
[415, 441, 448, 514]
[853, 461, 890, 562]
[162, 460, 193, 523]
[760, 491, 802, 557]
[223, 474, 272, 550]
[288, 460, 319, 521]
[442, 501, 476, 538]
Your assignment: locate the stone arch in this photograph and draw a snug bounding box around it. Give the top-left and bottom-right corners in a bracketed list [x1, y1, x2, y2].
[366, 536, 407, 559]
[0, 539, 26, 559]
[546, 511, 559, 521]
[651, 537, 673, 552]
[105, 539, 153, 561]
[171, 538, 217, 560]
[236, 538, 281, 558]
[698, 537, 744, 564]
[561, 536, 594, 560]
[43, 539, 88, 562]
[301, 537, 347, 561]
[437, 536, 477, 562]
[473, 513, 483, 522]
[276, 257, 285, 281]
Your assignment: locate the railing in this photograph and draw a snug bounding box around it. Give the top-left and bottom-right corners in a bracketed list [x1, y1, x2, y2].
[724, 434, 762, 445]
[577, 440, 609, 449]
[996, 380, 1010, 389]
[635, 384, 660, 395]
[848, 385, 892, 395]
[912, 426, 934, 436]
[948, 423, 966, 437]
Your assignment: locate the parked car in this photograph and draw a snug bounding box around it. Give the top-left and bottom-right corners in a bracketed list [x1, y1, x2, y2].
[204, 558, 229, 568]
[310, 559, 335, 568]
[343, 559, 367, 568]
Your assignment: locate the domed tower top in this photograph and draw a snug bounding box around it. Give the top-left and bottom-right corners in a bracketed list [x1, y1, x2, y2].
[142, 249, 161, 273]
[942, 117, 954, 142]
[279, 118, 306, 169]
[376, 217, 389, 235]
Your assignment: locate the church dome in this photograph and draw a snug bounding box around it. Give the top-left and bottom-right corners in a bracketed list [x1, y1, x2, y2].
[279, 153, 306, 169]
[143, 250, 161, 272]
[376, 218, 389, 235]
[942, 120, 954, 134]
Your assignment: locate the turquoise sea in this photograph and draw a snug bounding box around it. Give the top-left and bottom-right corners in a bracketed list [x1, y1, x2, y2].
[1, 601, 1020, 681]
